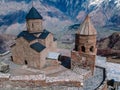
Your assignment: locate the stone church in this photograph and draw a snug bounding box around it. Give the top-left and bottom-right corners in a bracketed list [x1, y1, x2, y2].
[9, 6, 108, 90]
[71, 15, 97, 74]
[11, 6, 97, 75]
[11, 7, 58, 69]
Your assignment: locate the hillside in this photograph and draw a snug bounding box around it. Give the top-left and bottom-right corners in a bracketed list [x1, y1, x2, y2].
[0, 34, 15, 53]
[97, 32, 120, 58]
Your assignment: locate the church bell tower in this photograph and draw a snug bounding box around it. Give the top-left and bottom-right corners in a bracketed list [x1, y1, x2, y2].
[26, 7, 43, 33]
[71, 15, 97, 74]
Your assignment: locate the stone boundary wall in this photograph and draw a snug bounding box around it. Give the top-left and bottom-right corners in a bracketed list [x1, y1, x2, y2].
[0, 72, 107, 90]
[95, 66, 107, 90]
[0, 73, 81, 88]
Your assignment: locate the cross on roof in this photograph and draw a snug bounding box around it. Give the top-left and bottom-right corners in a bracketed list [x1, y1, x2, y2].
[32, 0, 35, 7]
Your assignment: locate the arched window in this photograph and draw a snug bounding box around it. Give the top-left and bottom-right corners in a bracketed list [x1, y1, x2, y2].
[32, 23, 34, 28]
[11, 56, 13, 61]
[90, 46, 94, 52]
[81, 46, 85, 52]
[24, 60, 28, 65]
[75, 45, 78, 51]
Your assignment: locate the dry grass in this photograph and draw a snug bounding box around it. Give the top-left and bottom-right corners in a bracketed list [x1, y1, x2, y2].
[107, 57, 120, 64]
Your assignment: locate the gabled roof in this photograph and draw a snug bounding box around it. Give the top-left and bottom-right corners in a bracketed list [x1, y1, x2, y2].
[30, 42, 46, 52]
[17, 29, 51, 41]
[26, 7, 43, 19]
[39, 30, 50, 39]
[17, 31, 36, 42]
[78, 15, 97, 35]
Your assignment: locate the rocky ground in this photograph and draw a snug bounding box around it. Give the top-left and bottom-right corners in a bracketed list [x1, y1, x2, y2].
[84, 67, 104, 90]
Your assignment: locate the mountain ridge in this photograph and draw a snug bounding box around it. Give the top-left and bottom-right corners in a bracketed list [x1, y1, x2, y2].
[0, 0, 120, 35]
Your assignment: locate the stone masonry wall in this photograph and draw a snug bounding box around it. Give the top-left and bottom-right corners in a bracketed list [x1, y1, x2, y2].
[26, 19, 43, 33]
[45, 33, 57, 52]
[11, 37, 28, 65]
[71, 51, 95, 74]
[0, 74, 82, 88]
[0, 73, 107, 90]
[11, 37, 47, 69]
[72, 34, 97, 75]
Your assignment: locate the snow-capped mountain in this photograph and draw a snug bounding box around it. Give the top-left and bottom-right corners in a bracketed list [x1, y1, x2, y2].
[41, 0, 120, 26]
[0, 0, 120, 35]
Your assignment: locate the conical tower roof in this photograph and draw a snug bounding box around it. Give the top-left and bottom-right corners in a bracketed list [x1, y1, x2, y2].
[78, 15, 97, 35]
[26, 7, 43, 19]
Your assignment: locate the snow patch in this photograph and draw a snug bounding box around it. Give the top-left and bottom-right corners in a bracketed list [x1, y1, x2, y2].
[96, 56, 120, 82]
[90, 0, 104, 6]
[115, 0, 120, 8]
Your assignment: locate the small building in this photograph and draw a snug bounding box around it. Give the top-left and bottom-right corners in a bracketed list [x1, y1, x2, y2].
[11, 7, 57, 69]
[46, 52, 61, 66]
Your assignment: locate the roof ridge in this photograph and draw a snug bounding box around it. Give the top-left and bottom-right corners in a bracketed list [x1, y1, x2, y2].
[39, 30, 50, 39]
